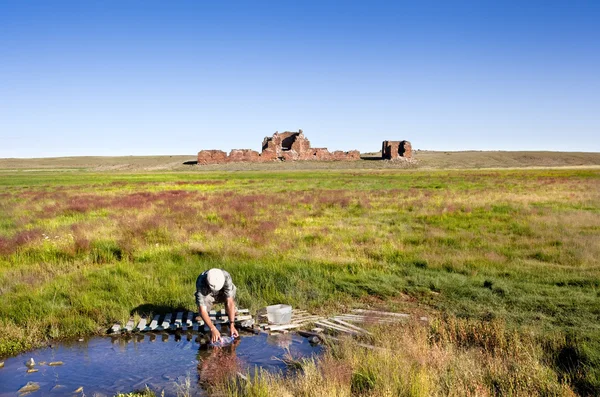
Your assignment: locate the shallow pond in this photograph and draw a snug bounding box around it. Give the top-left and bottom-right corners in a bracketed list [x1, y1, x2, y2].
[0, 331, 321, 396]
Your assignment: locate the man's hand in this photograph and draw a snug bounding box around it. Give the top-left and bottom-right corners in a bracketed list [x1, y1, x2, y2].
[210, 326, 222, 343]
[230, 325, 239, 338]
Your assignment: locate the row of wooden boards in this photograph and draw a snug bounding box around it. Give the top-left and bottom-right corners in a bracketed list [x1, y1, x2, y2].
[110, 309, 251, 334]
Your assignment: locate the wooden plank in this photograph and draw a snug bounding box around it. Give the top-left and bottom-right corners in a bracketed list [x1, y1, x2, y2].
[291, 315, 321, 322]
[265, 323, 302, 331]
[192, 312, 204, 332]
[335, 314, 394, 323]
[171, 312, 183, 330]
[339, 313, 396, 320]
[292, 318, 325, 325]
[335, 314, 397, 323]
[124, 318, 135, 332]
[160, 313, 172, 331]
[333, 314, 366, 319]
[320, 319, 359, 333]
[136, 318, 148, 332]
[315, 321, 360, 335]
[237, 308, 250, 315]
[352, 309, 410, 319]
[185, 312, 193, 327]
[330, 315, 362, 322]
[330, 318, 372, 335]
[148, 315, 160, 330]
[291, 316, 323, 323]
[234, 315, 253, 322]
[334, 316, 382, 324]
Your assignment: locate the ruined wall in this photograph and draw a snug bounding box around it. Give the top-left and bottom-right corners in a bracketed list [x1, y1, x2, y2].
[198, 130, 362, 164]
[197, 150, 228, 165]
[228, 149, 262, 162]
[290, 132, 311, 154]
[197, 149, 264, 164]
[332, 150, 361, 161]
[382, 140, 412, 160]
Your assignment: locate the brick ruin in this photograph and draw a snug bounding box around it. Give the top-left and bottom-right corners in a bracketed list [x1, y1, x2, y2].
[197, 130, 361, 164]
[382, 140, 412, 160]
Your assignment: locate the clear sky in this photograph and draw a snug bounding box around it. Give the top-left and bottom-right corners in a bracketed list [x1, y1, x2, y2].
[1, 0, 599, 158]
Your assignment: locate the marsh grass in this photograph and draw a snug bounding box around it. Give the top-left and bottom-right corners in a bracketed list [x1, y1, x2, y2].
[0, 168, 598, 394]
[221, 320, 575, 396]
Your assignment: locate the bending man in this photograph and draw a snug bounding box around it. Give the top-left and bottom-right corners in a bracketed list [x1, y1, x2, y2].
[195, 268, 239, 343]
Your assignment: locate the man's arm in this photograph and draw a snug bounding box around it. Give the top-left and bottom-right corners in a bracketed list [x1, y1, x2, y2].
[226, 297, 238, 338]
[199, 306, 221, 343]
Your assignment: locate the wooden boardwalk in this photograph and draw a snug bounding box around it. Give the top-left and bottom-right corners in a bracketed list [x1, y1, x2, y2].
[110, 309, 252, 334]
[111, 307, 418, 341]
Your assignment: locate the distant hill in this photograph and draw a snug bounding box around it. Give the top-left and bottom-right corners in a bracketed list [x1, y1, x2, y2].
[407, 150, 600, 169]
[0, 151, 598, 172]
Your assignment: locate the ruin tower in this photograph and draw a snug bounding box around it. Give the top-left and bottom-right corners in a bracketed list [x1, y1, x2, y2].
[382, 140, 412, 159]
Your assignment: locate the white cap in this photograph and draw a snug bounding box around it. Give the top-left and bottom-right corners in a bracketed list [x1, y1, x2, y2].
[206, 268, 225, 291]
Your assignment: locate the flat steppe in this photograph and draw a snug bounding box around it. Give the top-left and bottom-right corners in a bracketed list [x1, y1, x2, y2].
[1, 150, 599, 395]
[0, 150, 599, 171]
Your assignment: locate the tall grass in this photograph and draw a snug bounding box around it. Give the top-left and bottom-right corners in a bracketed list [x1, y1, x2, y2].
[220, 320, 574, 396]
[0, 168, 598, 394]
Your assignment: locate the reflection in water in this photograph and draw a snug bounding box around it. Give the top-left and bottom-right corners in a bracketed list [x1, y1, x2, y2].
[197, 338, 241, 387]
[0, 332, 321, 397]
[267, 333, 293, 349]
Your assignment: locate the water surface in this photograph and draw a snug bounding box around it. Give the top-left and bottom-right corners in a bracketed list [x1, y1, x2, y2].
[0, 332, 321, 396]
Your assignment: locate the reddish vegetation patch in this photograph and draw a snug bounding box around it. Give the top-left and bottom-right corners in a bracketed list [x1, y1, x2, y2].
[1, 186, 373, 258]
[0, 237, 12, 255]
[0, 228, 43, 255]
[173, 180, 226, 185]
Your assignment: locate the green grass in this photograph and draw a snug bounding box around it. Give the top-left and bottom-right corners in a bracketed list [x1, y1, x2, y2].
[0, 168, 599, 394]
[1, 150, 599, 172]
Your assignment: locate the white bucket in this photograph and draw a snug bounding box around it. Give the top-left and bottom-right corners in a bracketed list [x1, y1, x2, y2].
[266, 304, 292, 324]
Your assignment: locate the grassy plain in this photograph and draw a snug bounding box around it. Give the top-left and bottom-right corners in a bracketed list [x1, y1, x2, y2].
[1, 150, 599, 171]
[0, 166, 599, 395]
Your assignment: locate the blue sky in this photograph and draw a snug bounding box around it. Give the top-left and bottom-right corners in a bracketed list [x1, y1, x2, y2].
[1, 1, 598, 157]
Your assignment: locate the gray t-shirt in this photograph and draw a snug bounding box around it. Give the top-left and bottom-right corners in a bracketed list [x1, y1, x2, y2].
[194, 269, 236, 308]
